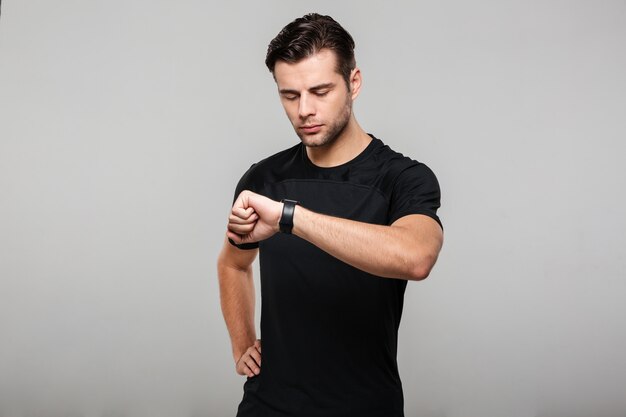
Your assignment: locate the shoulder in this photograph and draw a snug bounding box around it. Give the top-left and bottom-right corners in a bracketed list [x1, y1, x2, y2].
[367, 136, 439, 190]
[235, 142, 302, 191]
[253, 142, 301, 171]
[369, 137, 442, 227]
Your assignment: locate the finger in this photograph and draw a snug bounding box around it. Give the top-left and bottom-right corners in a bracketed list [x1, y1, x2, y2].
[254, 339, 261, 353]
[236, 353, 256, 377]
[237, 358, 254, 377]
[228, 220, 254, 231]
[229, 212, 258, 223]
[244, 356, 261, 375]
[228, 222, 256, 235]
[229, 213, 258, 225]
[226, 230, 244, 244]
[227, 231, 255, 246]
[232, 206, 257, 220]
[237, 360, 254, 377]
[248, 348, 262, 367]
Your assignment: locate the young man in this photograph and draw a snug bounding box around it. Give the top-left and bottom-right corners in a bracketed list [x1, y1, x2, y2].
[218, 13, 443, 417]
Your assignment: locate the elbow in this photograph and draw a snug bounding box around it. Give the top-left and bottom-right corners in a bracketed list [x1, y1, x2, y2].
[408, 254, 437, 281]
[409, 265, 431, 281]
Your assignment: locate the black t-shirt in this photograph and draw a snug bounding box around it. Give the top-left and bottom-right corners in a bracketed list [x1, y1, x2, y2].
[231, 135, 442, 417]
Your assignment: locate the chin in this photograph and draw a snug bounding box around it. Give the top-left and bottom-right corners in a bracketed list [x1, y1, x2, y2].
[298, 132, 334, 148]
[301, 138, 326, 147]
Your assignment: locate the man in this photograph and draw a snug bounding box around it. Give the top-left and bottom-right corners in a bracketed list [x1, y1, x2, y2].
[218, 13, 443, 417]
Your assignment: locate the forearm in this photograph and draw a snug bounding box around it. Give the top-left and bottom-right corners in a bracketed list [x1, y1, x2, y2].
[227, 190, 440, 280]
[292, 206, 432, 280]
[217, 261, 256, 362]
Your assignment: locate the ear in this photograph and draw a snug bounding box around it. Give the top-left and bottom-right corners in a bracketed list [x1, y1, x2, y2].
[349, 67, 362, 100]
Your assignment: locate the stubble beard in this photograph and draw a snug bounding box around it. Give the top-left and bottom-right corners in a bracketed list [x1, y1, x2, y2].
[297, 95, 352, 148]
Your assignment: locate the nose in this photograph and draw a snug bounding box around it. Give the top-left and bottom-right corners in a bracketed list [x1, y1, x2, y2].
[298, 94, 315, 119]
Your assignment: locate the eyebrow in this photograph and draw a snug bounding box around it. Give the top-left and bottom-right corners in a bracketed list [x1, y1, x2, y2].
[279, 82, 335, 95]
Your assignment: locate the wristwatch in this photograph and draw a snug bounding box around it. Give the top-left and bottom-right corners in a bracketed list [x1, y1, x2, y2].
[279, 199, 299, 234]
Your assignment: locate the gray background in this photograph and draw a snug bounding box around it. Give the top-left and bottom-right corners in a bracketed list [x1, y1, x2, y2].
[1, 1, 625, 416]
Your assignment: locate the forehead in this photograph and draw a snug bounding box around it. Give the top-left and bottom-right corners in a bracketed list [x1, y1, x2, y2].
[273, 49, 342, 89]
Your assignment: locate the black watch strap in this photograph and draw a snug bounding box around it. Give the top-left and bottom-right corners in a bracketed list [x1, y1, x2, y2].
[279, 199, 298, 234]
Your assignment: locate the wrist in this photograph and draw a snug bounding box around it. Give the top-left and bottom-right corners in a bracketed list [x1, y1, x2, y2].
[233, 350, 243, 364]
[275, 201, 284, 233]
[279, 199, 299, 234]
[291, 205, 307, 237]
[233, 340, 253, 363]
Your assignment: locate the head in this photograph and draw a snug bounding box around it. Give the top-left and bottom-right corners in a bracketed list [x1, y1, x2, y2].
[266, 14, 362, 148]
[265, 13, 356, 89]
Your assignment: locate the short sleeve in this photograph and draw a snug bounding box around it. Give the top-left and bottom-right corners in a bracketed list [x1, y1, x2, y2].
[388, 162, 443, 230]
[228, 164, 260, 250]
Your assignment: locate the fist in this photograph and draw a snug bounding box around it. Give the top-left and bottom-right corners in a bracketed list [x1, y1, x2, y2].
[227, 190, 282, 244]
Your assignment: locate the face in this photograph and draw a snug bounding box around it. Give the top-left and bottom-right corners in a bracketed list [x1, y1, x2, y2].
[273, 49, 359, 148]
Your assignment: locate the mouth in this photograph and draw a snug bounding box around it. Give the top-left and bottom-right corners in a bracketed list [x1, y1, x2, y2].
[299, 124, 323, 134]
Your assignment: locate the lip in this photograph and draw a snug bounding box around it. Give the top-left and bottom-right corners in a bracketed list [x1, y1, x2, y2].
[300, 124, 322, 134]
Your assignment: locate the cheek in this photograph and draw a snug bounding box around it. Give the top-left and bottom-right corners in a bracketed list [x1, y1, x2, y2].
[284, 106, 300, 125]
[281, 102, 297, 117]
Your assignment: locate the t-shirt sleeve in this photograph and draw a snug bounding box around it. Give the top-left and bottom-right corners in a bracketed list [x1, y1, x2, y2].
[227, 164, 260, 250]
[388, 162, 443, 230]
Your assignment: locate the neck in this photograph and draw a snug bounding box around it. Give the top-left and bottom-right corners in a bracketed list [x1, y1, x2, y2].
[306, 117, 372, 167]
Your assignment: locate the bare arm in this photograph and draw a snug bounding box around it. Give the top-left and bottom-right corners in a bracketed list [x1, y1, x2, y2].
[293, 207, 443, 280]
[217, 235, 261, 377]
[227, 191, 443, 281]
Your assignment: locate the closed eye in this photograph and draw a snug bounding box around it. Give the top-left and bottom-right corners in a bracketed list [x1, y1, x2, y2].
[281, 94, 298, 101]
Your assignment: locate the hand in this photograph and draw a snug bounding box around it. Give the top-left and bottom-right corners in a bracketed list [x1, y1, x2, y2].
[227, 190, 282, 244]
[235, 339, 262, 377]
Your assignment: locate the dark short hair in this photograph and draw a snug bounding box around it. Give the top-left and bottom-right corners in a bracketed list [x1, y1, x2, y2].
[265, 13, 356, 87]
